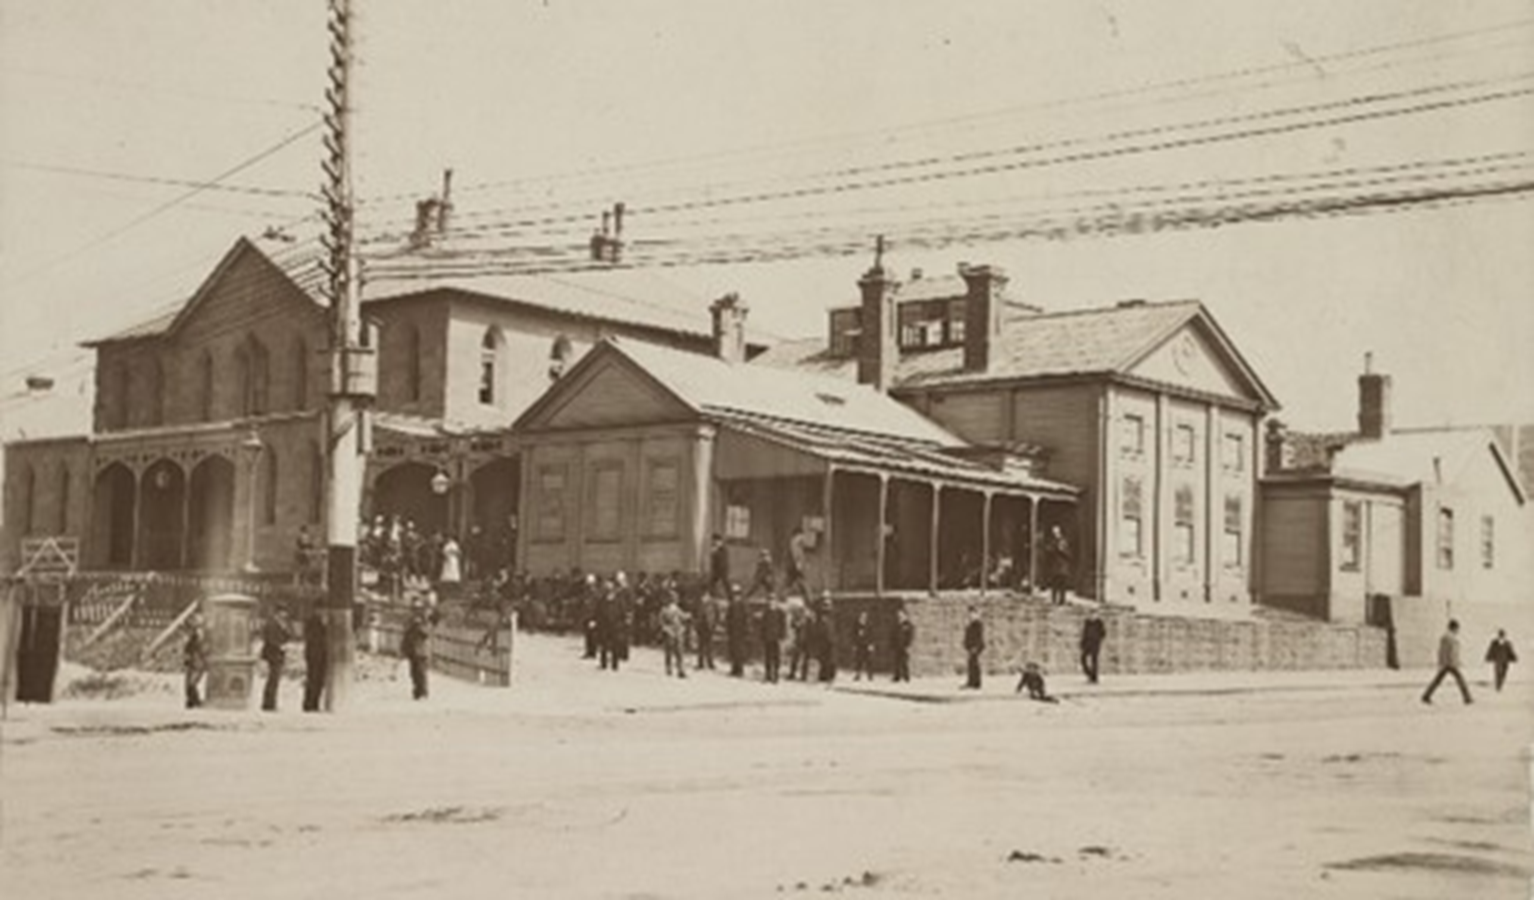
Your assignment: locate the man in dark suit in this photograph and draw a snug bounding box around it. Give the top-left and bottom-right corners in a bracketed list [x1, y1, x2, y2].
[1080, 608, 1107, 684]
[761, 598, 786, 683]
[962, 606, 985, 689]
[302, 612, 328, 712]
[891, 606, 914, 683]
[726, 596, 749, 677]
[259, 607, 292, 712]
[402, 612, 430, 700]
[708, 533, 731, 601]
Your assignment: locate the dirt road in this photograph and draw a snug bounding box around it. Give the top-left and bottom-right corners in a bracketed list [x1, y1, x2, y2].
[2, 635, 1529, 899]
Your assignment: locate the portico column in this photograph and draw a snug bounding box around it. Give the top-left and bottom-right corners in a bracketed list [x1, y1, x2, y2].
[980, 490, 993, 595]
[179, 469, 194, 570]
[821, 465, 836, 593]
[129, 466, 145, 571]
[928, 483, 941, 594]
[875, 474, 889, 596]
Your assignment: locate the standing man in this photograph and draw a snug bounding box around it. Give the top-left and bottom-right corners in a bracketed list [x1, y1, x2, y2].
[1080, 608, 1106, 684]
[693, 589, 716, 671]
[761, 597, 787, 683]
[1422, 619, 1472, 705]
[962, 606, 985, 690]
[402, 611, 430, 701]
[891, 606, 914, 683]
[1485, 629, 1518, 692]
[787, 599, 811, 681]
[786, 525, 812, 600]
[182, 611, 208, 710]
[259, 607, 292, 712]
[726, 596, 749, 678]
[302, 611, 328, 712]
[814, 593, 838, 683]
[852, 610, 875, 681]
[742, 549, 776, 601]
[659, 590, 689, 679]
[708, 533, 732, 601]
[1045, 526, 1072, 606]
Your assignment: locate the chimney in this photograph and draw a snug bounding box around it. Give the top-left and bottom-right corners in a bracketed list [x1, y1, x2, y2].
[1264, 418, 1289, 473]
[1357, 351, 1391, 439]
[709, 293, 749, 364]
[959, 264, 1008, 373]
[437, 168, 454, 234]
[857, 237, 898, 391]
[411, 198, 440, 248]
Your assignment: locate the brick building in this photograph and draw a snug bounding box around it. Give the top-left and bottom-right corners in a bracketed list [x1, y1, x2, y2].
[755, 258, 1279, 612]
[0, 237, 731, 575]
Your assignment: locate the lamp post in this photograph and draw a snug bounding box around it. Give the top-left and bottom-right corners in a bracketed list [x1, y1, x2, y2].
[241, 429, 263, 574]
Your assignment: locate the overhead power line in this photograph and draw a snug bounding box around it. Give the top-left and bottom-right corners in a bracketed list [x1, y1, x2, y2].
[2, 159, 317, 199]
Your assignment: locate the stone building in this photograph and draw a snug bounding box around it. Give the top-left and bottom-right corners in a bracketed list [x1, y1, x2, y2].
[0, 236, 732, 574]
[755, 258, 1279, 612]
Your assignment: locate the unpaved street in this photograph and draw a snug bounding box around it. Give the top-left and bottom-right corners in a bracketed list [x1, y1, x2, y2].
[2, 635, 1530, 899]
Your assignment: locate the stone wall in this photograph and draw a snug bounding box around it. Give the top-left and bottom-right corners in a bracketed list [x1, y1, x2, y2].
[825, 593, 1389, 679]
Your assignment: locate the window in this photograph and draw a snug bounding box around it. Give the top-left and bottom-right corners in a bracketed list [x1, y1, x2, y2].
[293, 337, 309, 411]
[1121, 414, 1146, 456]
[198, 352, 215, 422]
[1436, 507, 1454, 570]
[897, 299, 962, 350]
[1173, 484, 1195, 565]
[262, 449, 279, 526]
[587, 462, 623, 541]
[725, 504, 751, 540]
[1222, 433, 1245, 472]
[478, 328, 502, 405]
[1340, 501, 1362, 571]
[57, 464, 70, 533]
[1119, 475, 1144, 557]
[535, 464, 568, 542]
[404, 325, 423, 402]
[829, 309, 861, 357]
[1223, 494, 1243, 567]
[1480, 515, 1494, 570]
[946, 298, 967, 344]
[645, 459, 680, 538]
[1172, 423, 1196, 465]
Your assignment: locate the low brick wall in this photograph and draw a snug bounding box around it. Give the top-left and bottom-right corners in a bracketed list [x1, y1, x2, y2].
[825, 593, 1389, 679]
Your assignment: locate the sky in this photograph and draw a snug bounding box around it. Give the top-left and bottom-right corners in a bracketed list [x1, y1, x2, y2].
[1, 0, 1532, 442]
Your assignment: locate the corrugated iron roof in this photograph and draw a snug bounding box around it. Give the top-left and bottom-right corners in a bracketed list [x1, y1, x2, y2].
[1334, 428, 1524, 501]
[610, 337, 963, 446]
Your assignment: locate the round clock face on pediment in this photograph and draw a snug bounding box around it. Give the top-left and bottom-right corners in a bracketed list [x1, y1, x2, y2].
[1172, 333, 1197, 375]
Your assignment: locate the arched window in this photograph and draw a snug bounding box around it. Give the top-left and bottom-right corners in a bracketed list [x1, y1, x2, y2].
[198, 352, 215, 421]
[57, 464, 71, 534]
[309, 440, 324, 524]
[146, 358, 164, 426]
[478, 327, 503, 405]
[293, 336, 309, 411]
[262, 447, 279, 526]
[405, 324, 423, 403]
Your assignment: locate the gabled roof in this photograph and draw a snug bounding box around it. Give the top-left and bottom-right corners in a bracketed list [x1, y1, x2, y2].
[1333, 428, 1527, 505]
[517, 337, 964, 447]
[82, 237, 324, 347]
[752, 299, 1279, 408]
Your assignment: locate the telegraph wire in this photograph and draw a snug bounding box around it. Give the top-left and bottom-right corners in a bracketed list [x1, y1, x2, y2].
[1, 160, 318, 199]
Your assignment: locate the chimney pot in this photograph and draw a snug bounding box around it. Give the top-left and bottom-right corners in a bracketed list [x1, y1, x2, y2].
[960, 264, 1008, 373]
[709, 293, 749, 364]
[857, 263, 898, 391]
[1357, 353, 1392, 439]
[910, 267, 923, 281]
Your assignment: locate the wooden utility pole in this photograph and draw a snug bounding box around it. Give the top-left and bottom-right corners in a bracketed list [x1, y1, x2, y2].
[318, 0, 373, 711]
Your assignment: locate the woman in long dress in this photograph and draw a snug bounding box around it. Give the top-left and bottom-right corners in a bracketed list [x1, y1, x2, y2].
[438, 534, 462, 599]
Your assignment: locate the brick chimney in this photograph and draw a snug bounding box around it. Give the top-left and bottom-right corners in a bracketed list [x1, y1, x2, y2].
[1264, 418, 1289, 473]
[960, 264, 1008, 373]
[709, 293, 749, 364]
[1357, 352, 1391, 439]
[856, 238, 898, 391]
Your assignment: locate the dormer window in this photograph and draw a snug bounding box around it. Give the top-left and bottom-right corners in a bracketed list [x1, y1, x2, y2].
[897, 298, 968, 350]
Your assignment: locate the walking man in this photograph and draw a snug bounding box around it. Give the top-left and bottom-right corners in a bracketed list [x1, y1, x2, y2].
[1485, 629, 1518, 692]
[891, 606, 914, 683]
[1080, 608, 1106, 684]
[660, 591, 689, 679]
[402, 611, 430, 701]
[302, 611, 328, 712]
[259, 607, 292, 712]
[962, 606, 985, 690]
[183, 611, 208, 710]
[1422, 619, 1472, 705]
[761, 597, 786, 683]
[852, 610, 874, 681]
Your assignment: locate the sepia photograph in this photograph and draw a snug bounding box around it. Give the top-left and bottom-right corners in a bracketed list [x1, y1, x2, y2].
[1, 2, 1531, 897]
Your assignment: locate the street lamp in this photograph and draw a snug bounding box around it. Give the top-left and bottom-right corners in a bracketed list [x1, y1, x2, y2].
[430, 469, 451, 496]
[240, 429, 263, 574]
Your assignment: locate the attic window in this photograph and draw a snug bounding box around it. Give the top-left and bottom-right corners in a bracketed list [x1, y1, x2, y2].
[815, 392, 847, 406]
